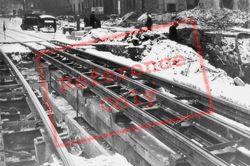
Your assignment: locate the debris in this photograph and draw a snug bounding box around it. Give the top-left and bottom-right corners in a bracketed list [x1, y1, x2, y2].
[234, 77, 245, 86]
[177, 7, 250, 29]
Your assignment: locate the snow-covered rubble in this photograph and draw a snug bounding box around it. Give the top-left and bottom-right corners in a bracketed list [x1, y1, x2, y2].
[142, 40, 250, 109]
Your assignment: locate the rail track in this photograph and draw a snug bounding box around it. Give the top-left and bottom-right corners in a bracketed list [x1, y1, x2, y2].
[4, 27, 247, 127]
[50, 40, 250, 127]
[1, 28, 250, 165]
[16, 40, 249, 166]
[0, 48, 76, 165]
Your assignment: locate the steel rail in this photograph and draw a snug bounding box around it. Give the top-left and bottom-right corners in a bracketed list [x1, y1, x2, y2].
[52, 41, 250, 126]
[40, 42, 250, 138]
[25, 42, 250, 166]
[0, 50, 75, 166]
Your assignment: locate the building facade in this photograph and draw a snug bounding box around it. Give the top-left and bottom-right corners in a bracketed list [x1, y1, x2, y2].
[68, 0, 250, 18]
[0, 0, 72, 16]
[0, 0, 23, 15]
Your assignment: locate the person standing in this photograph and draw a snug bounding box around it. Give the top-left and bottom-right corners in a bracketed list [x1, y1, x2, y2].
[169, 22, 179, 42]
[53, 20, 57, 33]
[3, 21, 6, 40]
[145, 13, 153, 31]
[90, 12, 96, 28]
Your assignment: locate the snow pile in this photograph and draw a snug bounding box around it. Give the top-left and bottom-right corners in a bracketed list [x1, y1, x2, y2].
[70, 153, 132, 166]
[80, 28, 119, 43]
[177, 7, 250, 29]
[141, 39, 250, 108]
[0, 43, 30, 53]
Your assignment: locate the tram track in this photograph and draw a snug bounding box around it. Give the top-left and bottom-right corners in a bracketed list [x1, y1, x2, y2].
[50, 40, 250, 127]
[19, 40, 250, 166]
[0, 50, 75, 165]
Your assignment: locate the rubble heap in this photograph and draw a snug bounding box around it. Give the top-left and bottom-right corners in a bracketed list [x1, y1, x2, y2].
[177, 7, 250, 29]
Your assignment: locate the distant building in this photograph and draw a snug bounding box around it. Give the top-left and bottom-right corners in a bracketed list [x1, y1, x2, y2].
[0, 0, 72, 16]
[68, 0, 199, 17]
[69, 0, 115, 17]
[68, 0, 250, 18]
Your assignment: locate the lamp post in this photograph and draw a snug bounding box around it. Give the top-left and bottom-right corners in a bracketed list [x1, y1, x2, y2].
[118, 0, 121, 15]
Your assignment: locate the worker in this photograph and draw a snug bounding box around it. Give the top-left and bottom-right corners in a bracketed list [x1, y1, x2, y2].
[53, 20, 57, 33]
[76, 15, 80, 31]
[90, 12, 96, 28]
[3, 21, 6, 32]
[145, 13, 153, 31]
[169, 22, 179, 42]
[3, 21, 6, 40]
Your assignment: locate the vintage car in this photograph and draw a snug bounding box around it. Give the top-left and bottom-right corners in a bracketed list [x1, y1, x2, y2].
[21, 14, 57, 32]
[38, 15, 57, 32]
[20, 13, 40, 30]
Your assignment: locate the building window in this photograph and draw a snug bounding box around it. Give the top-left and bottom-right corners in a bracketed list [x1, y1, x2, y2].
[165, 3, 176, 12]
[220, 0, 234, 9]
[186, 0, 199, 9]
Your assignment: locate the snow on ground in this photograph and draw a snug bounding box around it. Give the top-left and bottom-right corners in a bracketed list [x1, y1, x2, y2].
[70, 153, 132, 166]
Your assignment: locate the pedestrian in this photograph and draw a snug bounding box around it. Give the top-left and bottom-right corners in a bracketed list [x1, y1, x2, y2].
[169, 22, 179, 42]
[145, 13, 153, 31]
[90, 12, 96, 28]
[3, 21, 6, 31]
[95, 18, 101, 28]
[53, 20, 57, 33]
